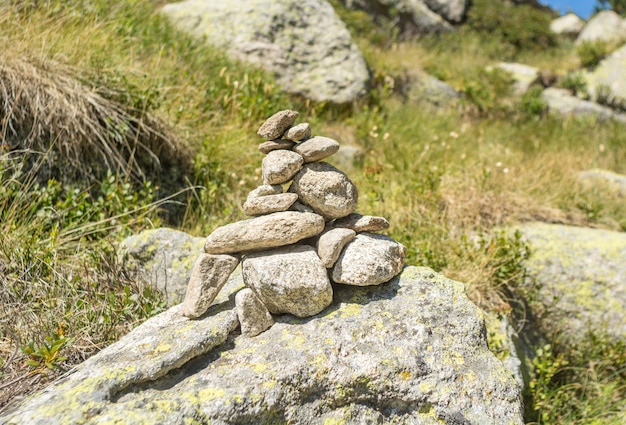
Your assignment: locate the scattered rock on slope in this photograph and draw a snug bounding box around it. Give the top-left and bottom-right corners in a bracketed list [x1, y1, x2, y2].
[584, 43, 626, 107]
[578, 169, 626, 196]
[516, 223, 626, 343]
[161, 0, 370, 104]
[575, 10, 626, 45]
[1, 267, 524, 425]
[541, 87, 626, 123]
[119, 227, 205, 306]
[550, 13, 584, 37]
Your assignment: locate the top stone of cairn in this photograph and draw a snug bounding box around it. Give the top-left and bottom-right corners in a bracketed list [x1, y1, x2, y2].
[257, 110, 299, 140]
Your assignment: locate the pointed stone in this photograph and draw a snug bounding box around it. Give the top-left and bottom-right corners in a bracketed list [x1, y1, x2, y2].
[243, 193, 299, 216]
[293, 136, 340, 163]
[235, 288, 274, 337]
[246, 184, 283, 200]
[181, 253, 240, 318]
[262, 150, 304, 185]
[284, 122, 311, 141]
[316, 227, 357, 268]
[333, 213, 390, 233]
[243, 245, 332, 318]
[332, 233, 406, 286]
[204, 211, 325, 254]
[258, 139, 296, 154]
[257, 110, 299, 139]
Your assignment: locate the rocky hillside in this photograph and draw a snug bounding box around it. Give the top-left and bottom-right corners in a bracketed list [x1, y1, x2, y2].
[0, 1, 625, 424]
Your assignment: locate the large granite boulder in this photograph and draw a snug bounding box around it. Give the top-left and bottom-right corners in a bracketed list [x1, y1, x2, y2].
[492, 62, 541, 95]
[575, 10, 626, 45]
[1, 267, 524, 425]
[119, 227, 205, 306]
[541, 87, 626, 123]
[584, 43, 626, 107]
[340, 0, 456, 36]
[161, 0, 370, 104]
[516, 223, 626, 343]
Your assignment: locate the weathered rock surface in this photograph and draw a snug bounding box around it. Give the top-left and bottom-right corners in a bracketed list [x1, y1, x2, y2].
[516, 223, 626, 342]
[1, 267, 524, 425]
[181, 253, 240, 318]
[204, 211, 325, 254]
[578, 168, 626, 196]
[289, 162, 358, 220]
[292, 136, 340, 163]
[284, 122, 312, 141]
[333, 213, 390, 232]
[340, 0, 455, 36]
[550, 13, 584, 37]
[257, 110, 299, 140]
[161, 0, 370, 104]
[243, 192, 299, 216]
[423, 0, 468, 23]
[584, 43, 626, 107]
[243, 245, 333, 317]
[316, 227, 357, 268]
[332, 233, 407, 286]
[541, 87, 626, 122]
[407, 73, 462, 107]
[119, 227, 205, 306]
[246, 184, 283, 199]
[258, 139, 296, 154]
[493, 62, 541, 95]
[575, 10, 626, 45]
[235, 288, 274, 337]
[262, 149, 304, 185]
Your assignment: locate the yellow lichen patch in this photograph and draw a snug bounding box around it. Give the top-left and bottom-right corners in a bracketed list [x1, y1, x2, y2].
[262, 380, 277, 389]
[198, 387, 226, 401]
[399, 371, 411, 380]
[323, 418, 346, 425]
[418, 381, 433, 393]
[153, 343, 173, 355]
[252, 363, 267, 373]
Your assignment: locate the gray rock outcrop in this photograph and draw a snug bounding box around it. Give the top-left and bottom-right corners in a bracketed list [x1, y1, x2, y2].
[491, 62, 541, 95]
[119, 227, 205, 305]
[161, 0, 370, 104]
[575, 10, 626, 45]
[340, 0, 465, 36]
[578, 168, 626, 196]
[1, 267, 524, 425]
[516, 223, 626, 342]
[541, 87, 626, 122]
[550, 13, 584, 37]
[584, 43, 626, 107]
[406, 73, 462, 107]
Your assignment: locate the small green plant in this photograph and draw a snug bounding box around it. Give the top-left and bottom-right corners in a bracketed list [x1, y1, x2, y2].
[462, 68, 513, 114]
[520, 85, 548, 118]
[21, 331, 74, 371]
[577, 40, 609, 68]
[558, 72, 588, 98]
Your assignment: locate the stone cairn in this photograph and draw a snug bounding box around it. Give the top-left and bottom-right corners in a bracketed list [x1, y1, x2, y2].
[181, 110, 407, 336]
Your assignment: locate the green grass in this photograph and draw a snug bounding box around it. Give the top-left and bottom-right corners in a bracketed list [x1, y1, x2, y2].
[1, 0, 625, 422]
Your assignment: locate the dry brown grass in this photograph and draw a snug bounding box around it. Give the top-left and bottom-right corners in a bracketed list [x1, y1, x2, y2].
[0, 53, 189, 186]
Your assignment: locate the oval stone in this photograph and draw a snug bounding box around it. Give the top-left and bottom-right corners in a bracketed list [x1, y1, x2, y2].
[289, 162, 358, 220]
[293, 136, 340, 163]
[262, 150, 304, 185]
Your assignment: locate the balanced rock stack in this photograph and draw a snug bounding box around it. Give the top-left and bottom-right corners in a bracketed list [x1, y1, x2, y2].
[181, 110, 406, 336]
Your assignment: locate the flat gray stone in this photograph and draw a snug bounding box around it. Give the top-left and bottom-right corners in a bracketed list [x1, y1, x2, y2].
[257, 110, 299, 139]
[332, 233, 406, 286]
[242, 245, 332, 317]
[2, 267, 524, 425]
[243, 193, 299, 216]
[204, 211, 325, 254]
[289, 162, 358, 220]
[288, 201, 315, 213]
[541, 87, 626, 122]
[284, 122, 311, 141]
[235, 288, 274, 337]
[262, 149, 304, 185]
[316, 227, 356, 268]
[258, 139, 296, 154]
[333, 213, 390, 233]
[293, 136, 340, 163]
[246, 184, 283, 199]
[119, 228, 205, 306]
[181, 253, 240, 318]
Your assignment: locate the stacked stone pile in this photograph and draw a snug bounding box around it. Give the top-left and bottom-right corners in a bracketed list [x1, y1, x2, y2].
[181, 110, 406, 336]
